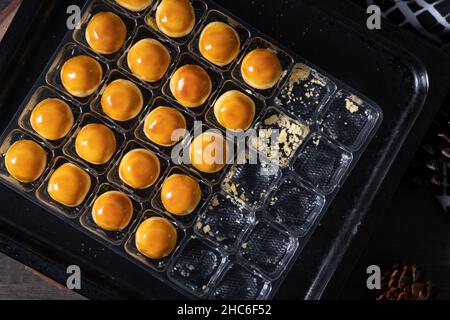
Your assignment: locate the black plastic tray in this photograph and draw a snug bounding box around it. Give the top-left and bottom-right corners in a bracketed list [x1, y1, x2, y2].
[0, 0, 449, 299]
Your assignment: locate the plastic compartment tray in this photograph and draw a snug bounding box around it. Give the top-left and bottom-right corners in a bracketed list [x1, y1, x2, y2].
[0, 0, 383, 299]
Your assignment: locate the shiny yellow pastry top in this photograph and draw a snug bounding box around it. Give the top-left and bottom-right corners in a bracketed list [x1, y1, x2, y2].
[155, 0, 195, 38]
[47, 163, 91, 207]
[92, 190, 133, 231]
[199, 22, 240, 66]
[75, 123, 117, 165]
[30, 98, 74, 141]
[5, 140, 47, 183]
[144, 106, 186, 146]
[189, 132, 228, 173]
[214, 90, 255, 131]
[115, 0, 153, 12]
[60, 55, 103, 98]
[240, 48, 282, 90]
[101, 79, 143, 122]
[135, 216, 177, 259]
[127, 38, 171, 83]
[169, 64, 212, 108]
[161, 174, 201, 216]
[85, 12, 127, 55]
[119, 148, 160, 189]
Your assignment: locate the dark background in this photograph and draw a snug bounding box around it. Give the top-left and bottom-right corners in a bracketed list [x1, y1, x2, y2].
[336, 0, 450, 300]
[0, 0, 449, 300]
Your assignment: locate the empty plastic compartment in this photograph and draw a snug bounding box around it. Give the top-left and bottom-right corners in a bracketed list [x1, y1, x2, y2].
[194, 192, 255, 251]
[275, 63, 336, 123]
[222, 153, 282, 210]
[238, 220, 298, 279]
[265, 175, 325, 237]
[211, 264, 271, 300]
[319, 90, 380, 151]
[249, 107, 309, 168]
[292, 133, 352, 194]
[168, 237, 227, 297]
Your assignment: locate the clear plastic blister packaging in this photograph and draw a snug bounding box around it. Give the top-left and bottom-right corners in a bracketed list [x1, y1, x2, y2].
[80, 182, 143, 245]
[194, 192, 255, 251]
[151, 166, 213, 227]
[90, 69, 153, 132]
[73, 0, 138, 62]
[0, 0, 382, 299]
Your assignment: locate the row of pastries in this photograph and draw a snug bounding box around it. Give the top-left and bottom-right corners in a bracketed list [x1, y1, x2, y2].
[5, 135, 212, 260]
[3, 0, 285, 261]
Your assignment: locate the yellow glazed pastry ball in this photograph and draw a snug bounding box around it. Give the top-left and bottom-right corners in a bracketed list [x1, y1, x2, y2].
[135, 216, 177, 259]
[119, 149, 160, 189]
[101, 79, 143, 121]
[92, 191, 133, 231]
[85, 12, 127, 55]
[161, 174, 201, 216]
[47, 163, 91, 207]
[199, 22, 240, 66]
[240, 48, 282, 90]
[115, 0, 153, 12]
[189, 132, 229, 173]
[75, 123, 116, 165]
[169, 64, 212, 108]
[5, 140, 47, 183]
[155, 0, 195, 38]
[127, 38, 171, 83]
[214, 90, 255, 131]
[144, 106, 186, 146]
[60, 55, 103, 97]
[30, 98, 74, 140]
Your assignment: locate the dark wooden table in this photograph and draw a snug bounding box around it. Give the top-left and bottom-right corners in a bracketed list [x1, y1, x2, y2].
[0, 0, 21, 41]
[0, 0, 84, 300]
[0, 252, 84, 300]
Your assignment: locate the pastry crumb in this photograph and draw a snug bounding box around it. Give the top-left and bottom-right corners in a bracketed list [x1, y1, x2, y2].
[345, 98, 359, 113]
[264, 114, 279, 126]
[289, 64, 310, 85]
[203, 225, 211, 234]
[211, 196, 219, 207]
[251, 111, 309, 167]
